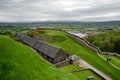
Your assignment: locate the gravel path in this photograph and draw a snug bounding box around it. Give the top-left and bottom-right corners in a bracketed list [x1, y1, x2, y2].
[79, 58, 112, 80]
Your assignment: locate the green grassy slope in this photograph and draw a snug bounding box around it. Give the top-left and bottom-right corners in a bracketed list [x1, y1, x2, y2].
[103, 55, 120, 68]
[38, 30, 120, 80]
[60, 65, 102, 80]
[0, 35, 78, 80]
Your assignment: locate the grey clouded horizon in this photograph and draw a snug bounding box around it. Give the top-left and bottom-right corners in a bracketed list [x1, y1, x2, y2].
[0, 0, 120, 22]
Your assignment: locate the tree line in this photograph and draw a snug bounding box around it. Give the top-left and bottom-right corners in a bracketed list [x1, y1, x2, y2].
[86, 31, 120, 54]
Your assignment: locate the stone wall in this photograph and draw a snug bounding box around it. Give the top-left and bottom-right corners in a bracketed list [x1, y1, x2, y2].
[62, 30, 120, 58]
[102, 52, 120, 59]
[63, 31, 101, 54]
[70, 68, 90, 73]
[69, 55, 80, 65]
[54, 59, 71, 67]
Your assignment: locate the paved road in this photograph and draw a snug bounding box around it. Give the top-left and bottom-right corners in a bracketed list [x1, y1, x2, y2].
[79, 58, 112, 80]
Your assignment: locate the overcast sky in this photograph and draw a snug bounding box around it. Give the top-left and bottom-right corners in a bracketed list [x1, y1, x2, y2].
[0, 0, 120, 22]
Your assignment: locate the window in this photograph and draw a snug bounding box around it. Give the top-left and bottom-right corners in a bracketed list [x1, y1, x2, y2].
[60, 57, 63, 61]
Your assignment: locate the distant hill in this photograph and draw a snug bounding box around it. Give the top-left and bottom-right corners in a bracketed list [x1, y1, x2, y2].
[0, 21, 120, 28]
[0, 35, 78, 80]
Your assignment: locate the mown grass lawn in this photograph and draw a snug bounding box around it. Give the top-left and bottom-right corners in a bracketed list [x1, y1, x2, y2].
[0, 35, 79, 80]
[59, 65, 102, 80]
[103, 55, 120, 68]
[40, 30, 120, 80]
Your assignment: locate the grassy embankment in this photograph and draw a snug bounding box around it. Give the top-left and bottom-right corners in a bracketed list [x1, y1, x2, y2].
[103, 55, 120, 68]
[0, 35, 79, 80]
[60, 65, 102, 80]
[33, 30, 120, 80]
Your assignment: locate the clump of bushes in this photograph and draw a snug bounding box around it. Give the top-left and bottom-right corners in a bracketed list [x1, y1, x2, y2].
[86, 31, 120, 54]
[27, 29, 45, 37]
[0, 30, 14, 38]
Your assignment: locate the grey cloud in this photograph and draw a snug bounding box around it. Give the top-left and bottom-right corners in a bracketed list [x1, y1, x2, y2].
[0, 0, 120, 22]
[82, 15, 120, 21]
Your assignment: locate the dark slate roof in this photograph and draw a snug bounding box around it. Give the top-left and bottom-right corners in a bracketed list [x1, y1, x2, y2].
[16, 34, 38, 47]
[22, 36, 30, 43]
[38, 43, 61, 58]
[15, 34, 20, 39]
[16, 34, 64, 59]
[18, 34, 27, 42]
[34, 41, 43, 50]
[25, 37, 38, 47]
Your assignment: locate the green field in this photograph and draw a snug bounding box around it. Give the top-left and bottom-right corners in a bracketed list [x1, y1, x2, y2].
[103, 55, 120, 68]
[60, 65, 102, 80]
[0, 35, 79, 80]
[35, 30, 120, 80]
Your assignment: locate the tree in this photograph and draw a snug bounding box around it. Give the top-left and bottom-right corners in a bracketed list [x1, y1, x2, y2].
[114, 38, 120, 54]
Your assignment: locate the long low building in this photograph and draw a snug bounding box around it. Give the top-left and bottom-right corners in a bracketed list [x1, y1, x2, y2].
[15, 34, 69, 64]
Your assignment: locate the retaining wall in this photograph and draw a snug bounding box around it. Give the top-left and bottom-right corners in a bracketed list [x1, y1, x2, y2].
[63, 31, 101, 54]
[54, 59, 71, 67]
[61, 30, 120, 58]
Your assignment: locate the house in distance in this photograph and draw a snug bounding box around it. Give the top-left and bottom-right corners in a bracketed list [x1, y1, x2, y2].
[15, 34, 69, 64]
